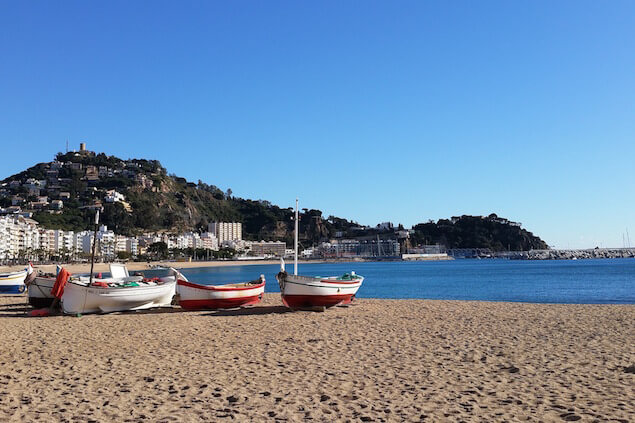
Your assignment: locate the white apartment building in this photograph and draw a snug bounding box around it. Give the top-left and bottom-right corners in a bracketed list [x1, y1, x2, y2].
[74, 231, 94, 254]
[138, 233, 162, 247]
[0, 217, 17, 259]
[208, 222, 242, 244]
[53, 229, 75, 252]
[0, 215, 40, 259]
[126, 238, 138, 256]
[200, 232, 219, 250]
[175, 233, 194, 249]
[0, 217, 232, 261]
[39, 229, 55, 252]
[192, 236, 205, 249]
[115, 235, 129, 253]
[105, 190, 125, 203]
[97, 225, 116, 258]
[20, 218, 41, 252]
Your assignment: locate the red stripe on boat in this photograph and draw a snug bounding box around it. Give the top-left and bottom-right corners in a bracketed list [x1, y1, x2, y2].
[179, 294, 262, 310]
[177, 279, 265, 291]
[319, 279, 362, 285]
[281, 294, 354, 309]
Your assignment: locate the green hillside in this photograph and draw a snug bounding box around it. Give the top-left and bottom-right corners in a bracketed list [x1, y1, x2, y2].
[1, 150, 548, 251]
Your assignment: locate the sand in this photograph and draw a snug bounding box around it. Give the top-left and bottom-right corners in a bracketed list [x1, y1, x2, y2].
[0, 295, 633, 422]
[0, 259, 322, 275]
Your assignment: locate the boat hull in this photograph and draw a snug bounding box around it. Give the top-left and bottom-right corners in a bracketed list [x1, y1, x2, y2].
[28, 270, 177, 310]
[0, 269, 28, 294]
[281, 293, 356, 308]
[28, 277, 55, 307]
[277, 274, 363, 309]
[177, 279, 265, 310]
[61, 280, 176, 314]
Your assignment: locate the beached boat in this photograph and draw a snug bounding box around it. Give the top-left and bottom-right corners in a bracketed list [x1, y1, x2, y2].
[34, 210, 178, 314]
[28, 264, 177, 309]
[276, 267, 364, 309]
[276, 199, 364, 309]
[0, 264, 33, 294]
[176, 271, 266, 310]
[59, 276, 176, 314]
[28, 275, 56, 307]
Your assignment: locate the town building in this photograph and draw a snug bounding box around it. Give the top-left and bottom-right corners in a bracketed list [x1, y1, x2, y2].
[208, 222, 242, 244]
[115, 235, 129, 253]
[97, 225, 116, 259]
[105, 190, 125, 203]
[200, 232, 219, 250]
[319, 239, 400, 258]
[0, 215, 40, 261]
[53, 229, 75, 252]
[126, 238, 139, 256]
[248, 241, 286, 257]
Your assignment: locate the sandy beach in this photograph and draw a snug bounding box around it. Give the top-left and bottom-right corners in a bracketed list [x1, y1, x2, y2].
[0, 260, 330, 275]
[0, 294, 633, 422]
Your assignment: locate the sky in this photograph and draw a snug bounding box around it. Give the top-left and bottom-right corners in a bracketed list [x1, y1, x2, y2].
[1, 1, 634, 249]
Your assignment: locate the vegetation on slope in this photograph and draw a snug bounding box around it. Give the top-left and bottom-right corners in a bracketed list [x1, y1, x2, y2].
[411, 214, 548, 251]
[2, 152, 548, 251]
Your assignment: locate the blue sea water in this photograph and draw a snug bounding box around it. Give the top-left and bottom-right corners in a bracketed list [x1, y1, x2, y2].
[177, 258, 635, 304]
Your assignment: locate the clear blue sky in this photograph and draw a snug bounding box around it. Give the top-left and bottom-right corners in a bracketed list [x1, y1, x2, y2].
[1, 1, 634, 248]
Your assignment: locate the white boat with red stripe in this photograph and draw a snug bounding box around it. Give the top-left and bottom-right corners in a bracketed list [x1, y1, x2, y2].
[176, 271, 266, 310]
[276, 199, 364, 310]
[276, 266, 364, 309]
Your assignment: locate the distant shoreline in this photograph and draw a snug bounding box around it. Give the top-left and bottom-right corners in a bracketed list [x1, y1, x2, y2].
[0, 259, 290, 274]
[0, 255, 458, 273]
[0, 258, 386, 274]
[3, 253, 635, 273]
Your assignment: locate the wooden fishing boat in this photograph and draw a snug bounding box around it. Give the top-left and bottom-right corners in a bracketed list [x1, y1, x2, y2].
[276, 267, 364, 309]
[0, 264, 33, 294]
[276, 199, 364, 310]
[28, 275, 56, 307]
[29, 212, 177, 315]
[59, 276, 176, 314]
[176, 272, 266, 310]
[28, 264, 177, 309]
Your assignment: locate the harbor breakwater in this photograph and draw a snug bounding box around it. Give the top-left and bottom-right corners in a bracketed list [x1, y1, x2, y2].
[502, 248, 635, 260]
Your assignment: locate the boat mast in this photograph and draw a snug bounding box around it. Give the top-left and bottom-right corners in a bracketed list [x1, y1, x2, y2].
[294, 198, 298, 275]
[89, 209, 99, 285]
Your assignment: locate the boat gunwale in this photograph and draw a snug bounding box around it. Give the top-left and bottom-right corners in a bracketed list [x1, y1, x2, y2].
[177, 279, 265, 291]
[65, 279, 176, 290]
[279, 279, 363, 290]
[278, 274, 364, 285]
[0, 269, 28, 279]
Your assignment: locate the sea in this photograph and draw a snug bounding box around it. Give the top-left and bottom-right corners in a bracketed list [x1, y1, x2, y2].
[176, 258, 635, 305]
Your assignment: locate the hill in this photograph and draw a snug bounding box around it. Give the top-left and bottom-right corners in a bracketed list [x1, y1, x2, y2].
[0, 148, 548, 251]
[0, 149, 347, 246]
[411, 214, 548, 251]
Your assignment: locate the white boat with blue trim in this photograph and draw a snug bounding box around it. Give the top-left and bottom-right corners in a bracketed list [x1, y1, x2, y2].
[0, 264, 34, 294]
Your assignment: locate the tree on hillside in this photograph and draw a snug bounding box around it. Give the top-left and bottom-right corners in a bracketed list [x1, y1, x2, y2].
[148, 242, 168, 260]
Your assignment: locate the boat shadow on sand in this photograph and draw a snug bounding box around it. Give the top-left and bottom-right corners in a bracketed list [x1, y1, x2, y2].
[0, 312, 31, 317]
[0, 300, 35, 317]
[0, 303, 354, 318]
[202, 303, 357, 316]
[112, 305, 294, 317]
[202, 305, 292, 317]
